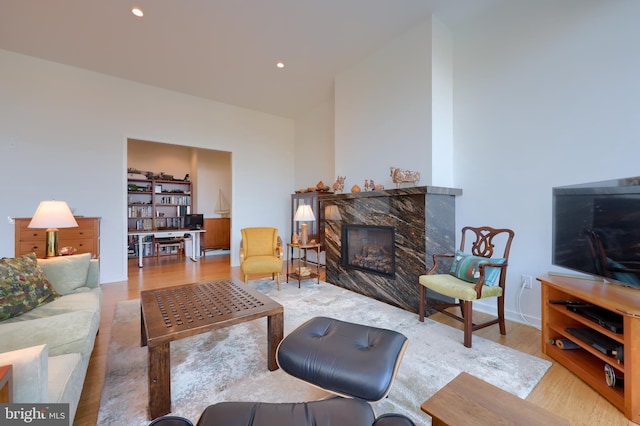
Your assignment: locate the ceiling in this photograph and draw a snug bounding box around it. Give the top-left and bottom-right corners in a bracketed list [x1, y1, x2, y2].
[0, 0, 500, 119]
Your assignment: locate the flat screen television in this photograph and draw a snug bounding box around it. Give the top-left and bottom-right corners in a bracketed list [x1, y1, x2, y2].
[184, 214, 204, 230]
[552, 176, 640, 288]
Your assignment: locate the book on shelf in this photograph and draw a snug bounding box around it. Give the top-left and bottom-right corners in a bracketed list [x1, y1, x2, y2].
[177, 205, 191, 216]
[128, 206, 152, 218]
[157, 195, 191, 205]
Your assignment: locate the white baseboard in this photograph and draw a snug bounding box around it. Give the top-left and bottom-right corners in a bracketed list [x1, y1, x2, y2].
[202, 249, 230, 257]
[472, 303, 541, 330]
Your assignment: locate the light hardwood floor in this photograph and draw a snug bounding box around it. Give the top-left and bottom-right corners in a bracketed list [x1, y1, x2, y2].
[74, 255, 635, 425]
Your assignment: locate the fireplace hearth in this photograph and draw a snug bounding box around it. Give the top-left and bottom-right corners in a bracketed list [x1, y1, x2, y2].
[342, 225, 395, 277]
[319, 186, 461, 313]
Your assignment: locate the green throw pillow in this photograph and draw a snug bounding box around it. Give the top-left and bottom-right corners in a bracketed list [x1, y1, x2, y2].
[449, 250, 506, 286]
[0, 253, 59, 320]
[37, 253, 91, 295]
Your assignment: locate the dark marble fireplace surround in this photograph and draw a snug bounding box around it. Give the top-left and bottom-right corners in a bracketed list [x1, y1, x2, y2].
[319, 186, 461, 313]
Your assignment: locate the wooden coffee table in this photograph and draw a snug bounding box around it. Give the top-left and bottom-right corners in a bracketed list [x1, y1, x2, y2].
[0, 365, 12, 403]
[140, 278, 284, 420]
[421, 372, 569, 425]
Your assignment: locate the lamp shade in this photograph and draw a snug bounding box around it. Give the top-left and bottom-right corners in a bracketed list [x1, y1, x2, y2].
[325, 205, 342, 221]
[28, 201, 78, 229]
[294, 204, 316, 222]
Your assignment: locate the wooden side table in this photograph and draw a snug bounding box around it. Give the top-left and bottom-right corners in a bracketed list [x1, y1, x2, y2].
[421, 372, 569, 426]
[0, 364, 13, 403]
[286, 243, 321, 287]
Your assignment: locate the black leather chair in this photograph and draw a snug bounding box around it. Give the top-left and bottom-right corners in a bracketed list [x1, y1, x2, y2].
[150, 317, 415, 426]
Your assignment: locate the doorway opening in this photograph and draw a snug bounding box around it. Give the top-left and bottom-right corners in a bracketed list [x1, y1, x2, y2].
[127, 138, 232, 268]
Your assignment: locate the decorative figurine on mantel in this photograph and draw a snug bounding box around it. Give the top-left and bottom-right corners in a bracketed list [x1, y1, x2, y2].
[364, 179, 375, 192]
[316, 181, 330, 192]
[332, 176, 346, 193]
[390, 167, 421, 187]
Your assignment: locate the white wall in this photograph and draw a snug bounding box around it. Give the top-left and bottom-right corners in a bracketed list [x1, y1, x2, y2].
[0, 49, 294, 283]
[335, 19, 435, 190]
[431, 16, 454, 187]
[294, 94, 335, 192]
[452, 0, 640, 326]
[196, 149, 232, 218]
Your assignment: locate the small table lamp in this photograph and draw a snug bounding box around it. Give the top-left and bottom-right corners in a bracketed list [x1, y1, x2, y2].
[325, 205, 342, 221]
[294, 204, 316, 245]
[28, 200, 78, 257]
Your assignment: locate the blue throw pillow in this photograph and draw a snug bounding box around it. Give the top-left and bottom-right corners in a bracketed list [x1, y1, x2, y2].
[449, 250, 506, 286]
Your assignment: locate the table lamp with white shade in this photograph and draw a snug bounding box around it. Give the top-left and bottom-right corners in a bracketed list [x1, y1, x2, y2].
[294, 203, 316, 245]
[28, 200, 78, 257]
[324, 205, 342, 221]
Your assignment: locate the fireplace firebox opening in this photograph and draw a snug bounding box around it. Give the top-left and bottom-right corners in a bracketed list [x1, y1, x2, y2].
[341, 224, 395, 278]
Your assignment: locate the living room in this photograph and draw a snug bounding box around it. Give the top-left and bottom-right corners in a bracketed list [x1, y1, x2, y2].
[1, 1, 639, 424]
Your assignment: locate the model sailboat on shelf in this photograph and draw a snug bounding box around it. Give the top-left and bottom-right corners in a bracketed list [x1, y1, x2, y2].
[215, 189, 230, 217]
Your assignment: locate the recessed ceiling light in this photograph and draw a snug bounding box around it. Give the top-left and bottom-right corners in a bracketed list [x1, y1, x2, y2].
[132, 7, 144, 17]
[276, 62, 285, 69]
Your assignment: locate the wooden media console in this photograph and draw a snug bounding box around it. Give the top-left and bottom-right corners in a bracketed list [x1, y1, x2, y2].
[539, 274, 640, 422]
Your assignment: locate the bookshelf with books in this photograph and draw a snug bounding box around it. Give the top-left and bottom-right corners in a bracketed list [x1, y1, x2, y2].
[128, 235, 153, 258]
[127, 177, 192, 258]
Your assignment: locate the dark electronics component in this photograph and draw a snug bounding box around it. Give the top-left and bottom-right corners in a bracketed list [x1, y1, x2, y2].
[549, 338, 580, 350]
[604, 364, 624, 388]
[184, 214, 203, 230]
[552, 176, 640, 289]
[565, 327, 624, 362]
[566, 304, 623, 333]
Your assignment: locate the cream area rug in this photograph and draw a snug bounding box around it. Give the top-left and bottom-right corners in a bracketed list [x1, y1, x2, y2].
[98, 279, 551, 425]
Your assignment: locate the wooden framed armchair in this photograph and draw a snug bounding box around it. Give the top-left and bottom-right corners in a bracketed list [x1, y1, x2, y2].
[418, 226, 515, 348]
[239, 227, 284, 290]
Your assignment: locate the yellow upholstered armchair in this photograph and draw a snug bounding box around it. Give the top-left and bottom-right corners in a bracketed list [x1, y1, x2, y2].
[418, 226, 515, 348]
[240, 227, 284, 290]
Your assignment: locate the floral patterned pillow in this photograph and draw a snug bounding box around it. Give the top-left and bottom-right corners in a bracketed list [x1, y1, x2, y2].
[0, 253, 59, 320]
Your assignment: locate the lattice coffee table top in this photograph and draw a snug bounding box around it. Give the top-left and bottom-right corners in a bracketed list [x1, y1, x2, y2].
[140, 279, 283, 345]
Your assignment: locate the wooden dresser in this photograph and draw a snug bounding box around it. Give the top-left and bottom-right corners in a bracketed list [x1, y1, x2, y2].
[201, 218, 230, 252]
[15, 217, 101, 258]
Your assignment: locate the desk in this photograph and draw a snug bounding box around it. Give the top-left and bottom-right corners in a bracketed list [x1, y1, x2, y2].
[421, 372, 568, 426]
[286, 243, 321, 287]
[128, 229, 206, 267]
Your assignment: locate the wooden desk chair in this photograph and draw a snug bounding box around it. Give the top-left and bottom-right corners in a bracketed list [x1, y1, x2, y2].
[418, 226, 515, 348]
[155, 238, 184, 258]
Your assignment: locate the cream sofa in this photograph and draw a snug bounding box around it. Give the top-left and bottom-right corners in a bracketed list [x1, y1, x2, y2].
[0, 253, 101, 424]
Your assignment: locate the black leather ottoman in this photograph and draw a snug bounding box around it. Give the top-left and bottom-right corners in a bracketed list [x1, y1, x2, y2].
[276, 316, 408, 402]
[151, 317, 413, 426]
[197, 397, 374, 426]
[195, 398, 415, 426]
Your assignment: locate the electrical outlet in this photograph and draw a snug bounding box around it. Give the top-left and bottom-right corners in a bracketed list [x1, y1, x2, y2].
[522, 275, 533, 289]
